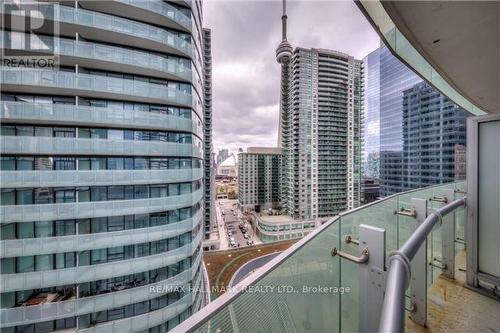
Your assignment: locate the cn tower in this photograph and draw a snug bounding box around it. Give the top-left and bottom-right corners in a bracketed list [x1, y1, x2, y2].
[275, 0, 293, 64]
[276, 0, 294, 215]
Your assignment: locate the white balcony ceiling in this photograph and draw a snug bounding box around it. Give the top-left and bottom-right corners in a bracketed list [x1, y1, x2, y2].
[382, 1, 500, 114]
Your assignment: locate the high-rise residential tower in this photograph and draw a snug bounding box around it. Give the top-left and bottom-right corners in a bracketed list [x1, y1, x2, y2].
[216, 149, 229, 165]
[202, 28, 215, 240]
[277, 1, 363, 220]
[1, 1, 206, 331]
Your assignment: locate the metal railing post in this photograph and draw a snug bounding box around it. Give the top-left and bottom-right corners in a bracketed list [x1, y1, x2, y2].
[358, 224, 386, 332]
[439, 189, 456, 279]
[409, 198, 428, 326]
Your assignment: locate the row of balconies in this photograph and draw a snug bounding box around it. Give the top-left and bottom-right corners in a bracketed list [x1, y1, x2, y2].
[1, 101, 202, 137]
[1, 136, 202, 159]
[1, 253, 201, 328]
[0, 230, 202, 293]
[2, 69, 195, 110]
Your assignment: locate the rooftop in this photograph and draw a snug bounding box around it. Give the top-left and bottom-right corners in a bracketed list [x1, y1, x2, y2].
[256, 213, 295, 224]
[245, 147, 282, 155]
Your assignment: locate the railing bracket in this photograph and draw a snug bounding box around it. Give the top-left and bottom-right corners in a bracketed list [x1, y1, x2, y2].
[429, 196, 448, 204]
[345, 235, 359, 245]
[430, 257, 447, 270]
[394, 207, 417, 218]
[331, 247, 369, 264]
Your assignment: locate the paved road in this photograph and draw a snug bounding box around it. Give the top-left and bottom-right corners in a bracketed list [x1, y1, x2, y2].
[229, 252, 281, 287]
[217, 199, 259, 249]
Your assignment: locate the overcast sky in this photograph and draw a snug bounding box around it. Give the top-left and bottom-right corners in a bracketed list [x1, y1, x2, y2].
[203, 0, 380, 156]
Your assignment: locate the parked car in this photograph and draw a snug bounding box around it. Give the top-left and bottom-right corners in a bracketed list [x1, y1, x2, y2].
[246, 240, 254, 246]
[241, 228, 247, 234]
[230, 241, 236, 247]
[243, 234, 249, 240]
[228, 231, 232, 236]
[239, 223, 244, 229]
[230, 237, 235, 242]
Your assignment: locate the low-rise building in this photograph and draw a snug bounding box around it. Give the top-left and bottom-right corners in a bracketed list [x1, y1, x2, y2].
[251, 212, 325, 243]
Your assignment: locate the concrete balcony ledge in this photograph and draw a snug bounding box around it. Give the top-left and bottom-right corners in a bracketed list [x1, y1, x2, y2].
[0, 211, 203, 257]
[0, 189, 204, 223]
[0, 168, 203, 188]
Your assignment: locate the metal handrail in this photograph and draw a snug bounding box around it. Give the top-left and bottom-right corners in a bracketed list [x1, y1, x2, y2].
[378, 196, 467, 333]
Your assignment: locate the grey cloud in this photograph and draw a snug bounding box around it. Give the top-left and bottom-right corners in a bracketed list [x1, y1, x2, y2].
[203, 0, 379, 155]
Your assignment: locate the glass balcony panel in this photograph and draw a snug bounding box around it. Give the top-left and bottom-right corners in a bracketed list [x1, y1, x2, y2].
[1, 189, 203, 223]
[183, 182, 465, 332]
[0, 168, 202, 188]
[454, 182, 467, 254]
[195, 219, 342, 333]
[1, 136, 202, 159]
[115, 0, 192, 31]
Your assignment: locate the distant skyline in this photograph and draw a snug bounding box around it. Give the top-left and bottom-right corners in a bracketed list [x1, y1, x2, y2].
[203, 0, 379, 155]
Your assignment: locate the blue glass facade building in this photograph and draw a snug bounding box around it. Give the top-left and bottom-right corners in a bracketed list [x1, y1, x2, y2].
[365, 46, 469, 196]
[362, 48, 381, 179]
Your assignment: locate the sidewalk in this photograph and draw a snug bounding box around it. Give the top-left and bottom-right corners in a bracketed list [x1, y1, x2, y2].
[216, 204, 229, 250]
[243, 217, 262, 245]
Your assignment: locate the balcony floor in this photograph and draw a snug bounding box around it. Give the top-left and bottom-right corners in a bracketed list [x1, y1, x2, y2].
[406, 251, 500, 332]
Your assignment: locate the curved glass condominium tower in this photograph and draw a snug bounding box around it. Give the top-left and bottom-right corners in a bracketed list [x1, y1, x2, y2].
[0, 0, 206, 331]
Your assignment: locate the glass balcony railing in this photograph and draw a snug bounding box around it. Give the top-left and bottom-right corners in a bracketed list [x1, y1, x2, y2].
[0, 33, 192, 82]
[1, 188, 204, 223]
[60, 4, 191, 56]
[173, 181, 467, 332]
[1, 167, 203, 188]
[1, 69, 193, 107]
[62, 38, 192, 82]
[1, 136, 202, 159]
[1, 101, 203, 138]
[115, 0, 192, 31]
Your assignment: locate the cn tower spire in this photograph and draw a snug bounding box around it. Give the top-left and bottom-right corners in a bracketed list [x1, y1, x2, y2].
[281, 0, 288, 41]
[275, 0, 292, 64]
